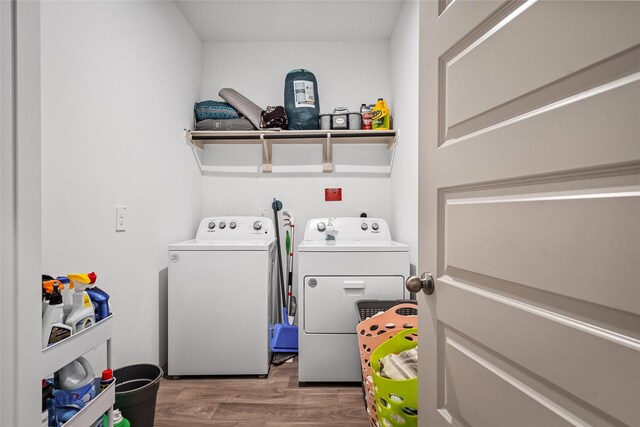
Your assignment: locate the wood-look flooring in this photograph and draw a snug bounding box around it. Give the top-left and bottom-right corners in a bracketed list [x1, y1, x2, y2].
[154, 358, 369, 426]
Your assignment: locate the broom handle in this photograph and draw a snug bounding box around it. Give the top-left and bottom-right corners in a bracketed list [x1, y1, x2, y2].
[272, 201, 287, 310]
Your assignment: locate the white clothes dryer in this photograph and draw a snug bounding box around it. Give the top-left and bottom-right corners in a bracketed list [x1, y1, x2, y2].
[297, 217, 409, 382]
[168, 216, 277, 376]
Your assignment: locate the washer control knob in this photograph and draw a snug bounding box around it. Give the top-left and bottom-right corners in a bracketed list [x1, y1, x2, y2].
[317, 222, 326, 232]
[208, 222, 215, 229]
[361, 223, 368, 230]
[219, 221, 226, 229]
[253, 221, 262, 231]
[230, 222, 236, 229]
[372, 223, 379, 231]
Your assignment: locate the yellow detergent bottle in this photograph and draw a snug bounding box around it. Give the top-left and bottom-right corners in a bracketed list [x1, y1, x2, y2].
[371, 98, 390, 130]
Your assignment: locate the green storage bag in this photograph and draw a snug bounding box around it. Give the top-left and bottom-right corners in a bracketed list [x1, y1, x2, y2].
[284, 69, 320, 130]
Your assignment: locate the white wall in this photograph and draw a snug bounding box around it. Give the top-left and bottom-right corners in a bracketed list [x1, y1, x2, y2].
[390, 0, 420, 268]
[200, 40, 394, 244]
[201, 176, 392, 230]
[41, 1, 202, 368]
[201, 40, 391, 113]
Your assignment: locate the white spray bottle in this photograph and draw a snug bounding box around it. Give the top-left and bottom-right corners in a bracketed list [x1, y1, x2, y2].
[65, 276, 96, 333]
[42, 281, 72, 348]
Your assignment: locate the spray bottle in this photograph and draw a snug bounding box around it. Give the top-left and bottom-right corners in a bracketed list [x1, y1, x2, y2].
[65, 276, 95, 333]
[42, 275, 55, 316]
[42, 281, 73, 348]
[56, 276, 74, 318]
[84, 272, 111, 322]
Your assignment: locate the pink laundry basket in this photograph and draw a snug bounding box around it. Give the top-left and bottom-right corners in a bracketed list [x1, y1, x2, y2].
[355, 301, 418, 427]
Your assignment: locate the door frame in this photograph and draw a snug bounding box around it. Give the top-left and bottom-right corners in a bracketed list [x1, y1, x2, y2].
[0, 1, 41, 425]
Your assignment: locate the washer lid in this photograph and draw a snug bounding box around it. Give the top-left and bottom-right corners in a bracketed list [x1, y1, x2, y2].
[169, 238, 275, 251]
[298, 240, 409, 252]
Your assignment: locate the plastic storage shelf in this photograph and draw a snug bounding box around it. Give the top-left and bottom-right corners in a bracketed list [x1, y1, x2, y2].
[41, 314, 115, 427]
[61, 381, 115, 427]
[41, 314, 114, 378]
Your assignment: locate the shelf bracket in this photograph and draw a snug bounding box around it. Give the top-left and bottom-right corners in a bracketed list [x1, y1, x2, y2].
[388, 130, 398, 149]
[185, 130, 203, 149]
[323, 133, 333, 173]
[261, 134, 272, 173]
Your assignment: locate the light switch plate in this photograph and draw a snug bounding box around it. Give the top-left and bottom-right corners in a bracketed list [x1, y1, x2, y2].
[116, 206, 127, 231]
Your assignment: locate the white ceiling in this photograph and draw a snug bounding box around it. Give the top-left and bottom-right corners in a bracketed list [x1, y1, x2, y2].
[175, 0, 405, 42]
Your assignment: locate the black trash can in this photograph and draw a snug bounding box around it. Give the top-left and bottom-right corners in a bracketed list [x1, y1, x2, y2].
[114, 364, 163, 427]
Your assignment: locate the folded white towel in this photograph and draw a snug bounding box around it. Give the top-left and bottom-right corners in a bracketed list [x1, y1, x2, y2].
[379, 348, 418, 380]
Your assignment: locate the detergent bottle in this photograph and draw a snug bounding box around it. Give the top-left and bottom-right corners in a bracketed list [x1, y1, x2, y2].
[65, 277, 95, 333]
[59, 356, 97, 404]
[42, 281, 72, 348]
[371, 98, 390, 130]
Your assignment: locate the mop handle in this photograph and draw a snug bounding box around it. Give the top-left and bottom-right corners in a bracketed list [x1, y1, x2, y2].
[272, 199, 287, 310]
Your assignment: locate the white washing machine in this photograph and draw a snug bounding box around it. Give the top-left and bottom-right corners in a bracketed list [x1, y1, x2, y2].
[168, 216, 278, 376]
[297, 217, 409, 382]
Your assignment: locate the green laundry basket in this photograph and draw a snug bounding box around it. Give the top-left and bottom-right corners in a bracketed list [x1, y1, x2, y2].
[370, 328, 418, 427]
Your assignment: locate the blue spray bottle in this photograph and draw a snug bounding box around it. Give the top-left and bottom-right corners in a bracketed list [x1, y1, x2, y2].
[69, 272, 110, 322]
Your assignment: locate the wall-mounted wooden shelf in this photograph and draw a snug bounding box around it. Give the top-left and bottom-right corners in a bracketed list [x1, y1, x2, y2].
[185, 129, 397, 174]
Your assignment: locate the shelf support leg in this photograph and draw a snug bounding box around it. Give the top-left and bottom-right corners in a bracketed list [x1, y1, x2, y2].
[107, 338, 114, 427]
[261, 134, 272, 173]
[323, 133, 333, 173]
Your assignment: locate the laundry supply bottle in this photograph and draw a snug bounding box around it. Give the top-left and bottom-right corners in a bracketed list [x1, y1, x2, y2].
[84, 273, 111, 322]
[57, 276, 74, 317]
[59, 356, 97, 404]
[100, 369, 115, 392]
[65, 277, 95, 333]
[42, 379, 53, 427]
[42, 274, 55, 316]
[371, 98, 390, 130]
[42, 281, 72, 348]
[360, 104, 374, 130]
[42, 285, 51, 316]
[102, 409, 130, 427]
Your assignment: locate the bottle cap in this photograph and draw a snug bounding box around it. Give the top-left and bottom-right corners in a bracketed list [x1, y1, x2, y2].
[101, 369, 113, 380]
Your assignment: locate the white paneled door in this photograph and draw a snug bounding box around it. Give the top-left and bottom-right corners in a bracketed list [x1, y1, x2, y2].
[416, 1, 640, 426]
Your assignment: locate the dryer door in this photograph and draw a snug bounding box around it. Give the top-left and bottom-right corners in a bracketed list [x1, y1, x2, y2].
[304, 276, 405, 334]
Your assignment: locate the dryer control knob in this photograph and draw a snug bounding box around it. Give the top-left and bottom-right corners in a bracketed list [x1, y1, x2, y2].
[219, 221, 226, 229]
[230, 222, 236, 229]
[317, 222, 326, 232]
[361, 223, 368, 230]
[372, 223, 379, 231]
[253, 221, 262, 231]
[208, 222, 215, 229]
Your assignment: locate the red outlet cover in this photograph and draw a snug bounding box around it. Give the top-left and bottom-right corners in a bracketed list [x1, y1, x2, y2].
[325, 188, 342, 202]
